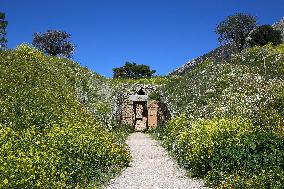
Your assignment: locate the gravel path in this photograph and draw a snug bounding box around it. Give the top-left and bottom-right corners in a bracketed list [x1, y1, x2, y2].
[104, 132, 208, 189]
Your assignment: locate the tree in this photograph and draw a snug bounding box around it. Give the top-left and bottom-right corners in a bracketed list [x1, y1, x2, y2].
[248, 25, 283, 47]
[113, 62, 156, 78]
[0, 12, 8, 49]
[32, 30, 75, 58]
[216, 13, 257, 52]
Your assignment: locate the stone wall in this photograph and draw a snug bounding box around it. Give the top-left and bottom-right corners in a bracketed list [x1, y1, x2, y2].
[115, 84, 170, 131]
[148, 101, 159, 129]
[115, 84, 158, 123]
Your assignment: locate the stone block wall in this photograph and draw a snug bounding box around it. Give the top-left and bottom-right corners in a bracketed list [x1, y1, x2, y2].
[115, 84, 171, 131]
[148, 100, 159, 129]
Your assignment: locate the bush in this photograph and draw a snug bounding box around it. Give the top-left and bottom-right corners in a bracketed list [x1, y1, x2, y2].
[248, 25, 283, 47]
[157, 116, 284, 188]
[158, 117, 253, 174]
[207, 131, 284, 188]
[187, 117, 253, 176]
[0, 45, 130, 188]
[0, 124, 130, 188]
[148, 91, 162, 101]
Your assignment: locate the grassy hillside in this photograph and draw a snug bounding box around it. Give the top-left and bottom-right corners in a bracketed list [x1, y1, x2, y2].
[2, 43, 284, 188]
[107, 76, 172, 97]
[0, 45, 130, 188]
[155, 44, 284, 188]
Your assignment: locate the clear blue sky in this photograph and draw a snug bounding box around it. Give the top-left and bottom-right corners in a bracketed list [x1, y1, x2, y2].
[2, 0, 284, 77]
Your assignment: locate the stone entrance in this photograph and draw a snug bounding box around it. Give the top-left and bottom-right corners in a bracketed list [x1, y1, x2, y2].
[120, 87, 159, 131]
[129, 93, 149, 131]
[118, 85, 170, 132]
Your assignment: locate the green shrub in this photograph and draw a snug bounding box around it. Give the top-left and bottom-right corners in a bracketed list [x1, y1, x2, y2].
[0, 124, 130, 188]
[148, 91, 161, 101]
[248, 25, 283, 47]
[188, 117, 253, 176]
[156, 116, 284, 188]
[207, 131, 284, 188]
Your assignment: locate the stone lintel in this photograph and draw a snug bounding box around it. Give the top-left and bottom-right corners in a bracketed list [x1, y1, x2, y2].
[129, 95, 148, 102]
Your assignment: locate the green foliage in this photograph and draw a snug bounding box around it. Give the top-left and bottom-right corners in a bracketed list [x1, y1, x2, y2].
[0, 12, 8, 49]
[32, 30, 75, 58]
[248, 25, 283, 47]
[188, 117, 253, 176]
[216, 13, 257, 52]
[113, 61, 156, 78]
[109, 122, 135, 145]
[108, 76, 171, 86]
[207, 131, 284, 188]
[107, 76, 172, 100]
[148, 91, 161, 101]
[0, 45, 130, 188]
[156, 116, 284, 188]
[232, 43, 284, 77]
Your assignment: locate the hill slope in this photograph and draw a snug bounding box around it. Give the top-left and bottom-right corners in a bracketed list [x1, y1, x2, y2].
[155, 44, 284, 188]
[171, 17, 284, 76]
[0, 45, 130, 188]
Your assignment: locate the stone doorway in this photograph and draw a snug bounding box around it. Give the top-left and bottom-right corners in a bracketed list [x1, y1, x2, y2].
[133, 101, 148, 131]
[119, 85, 170, 132]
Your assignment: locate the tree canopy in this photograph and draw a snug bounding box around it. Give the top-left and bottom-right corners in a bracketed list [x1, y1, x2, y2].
[113, 62, 156, 78]
[0, 12, 8, 49]
[248, 25, 283, 47]
[216, 13, 257, 52]
[32, 30, 75, 58]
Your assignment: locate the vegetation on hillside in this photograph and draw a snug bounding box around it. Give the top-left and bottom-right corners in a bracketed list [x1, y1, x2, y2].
[154, 44, 284, 188]
[2, 7, 284, 189]
[0, 45, 130, 188]
[108, 76, 171, 86]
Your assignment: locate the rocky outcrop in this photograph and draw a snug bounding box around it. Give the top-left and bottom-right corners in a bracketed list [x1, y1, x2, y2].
[170, 44, 238, 75]
[273, 17, 284, 40]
